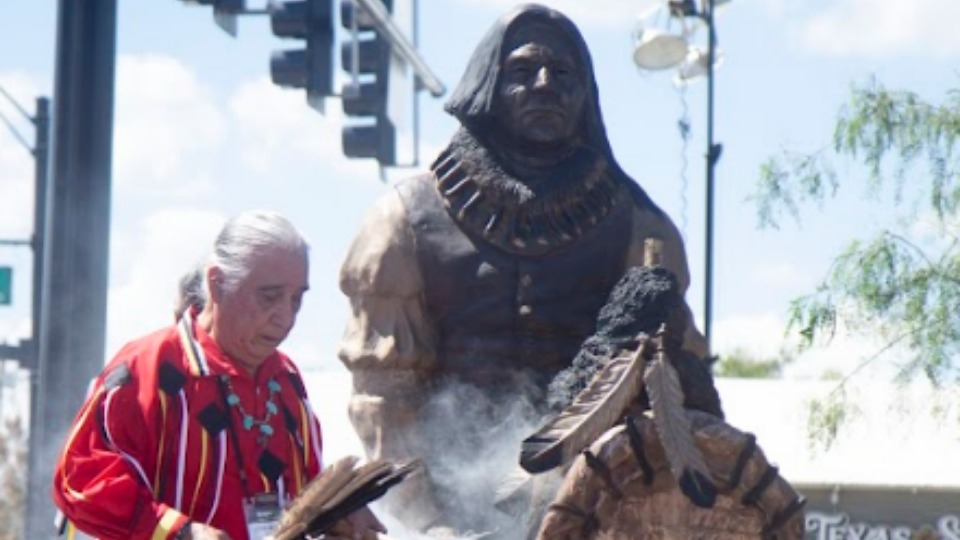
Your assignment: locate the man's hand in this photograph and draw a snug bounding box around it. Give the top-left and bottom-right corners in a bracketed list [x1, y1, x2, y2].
[182, 522, 233, 540]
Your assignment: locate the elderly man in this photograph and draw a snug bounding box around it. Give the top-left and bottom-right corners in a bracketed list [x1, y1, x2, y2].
[54, 211, 384, 540]
[338, 4, 706, 535]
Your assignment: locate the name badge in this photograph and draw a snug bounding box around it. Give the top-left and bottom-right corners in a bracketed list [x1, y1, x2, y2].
[245, 493, 282, 540]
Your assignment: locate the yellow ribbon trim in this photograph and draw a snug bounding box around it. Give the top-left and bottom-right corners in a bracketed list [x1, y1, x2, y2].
[150, 508, 183, 540]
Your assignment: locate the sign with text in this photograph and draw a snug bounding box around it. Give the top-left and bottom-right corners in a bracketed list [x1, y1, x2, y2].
[0, 266, 11, 305]
[806, 512, 960, 540]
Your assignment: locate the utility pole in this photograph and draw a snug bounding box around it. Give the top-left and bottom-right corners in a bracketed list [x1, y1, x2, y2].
[0, 90, 47, 371]
[31, 96, 50, 375]
[0, 82, 51, 539]
[703, 0, 721, 357]
[22, 96, 50, 539]
[24, 1, 117, 537]
[631, 0, 725, 357]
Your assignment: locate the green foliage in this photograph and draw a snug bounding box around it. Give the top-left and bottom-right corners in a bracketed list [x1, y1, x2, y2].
[754, 150, 837, 229]
[788, 230, 960, 382]
[754, 76, 960, 385]
[818, 368, 844, 381]
[714, 347, 789, 379]
[0, 417, 27, 540]
[833, 80, 960, 216]
[806, 388, 859, 451]
[756, 77, 960, 229]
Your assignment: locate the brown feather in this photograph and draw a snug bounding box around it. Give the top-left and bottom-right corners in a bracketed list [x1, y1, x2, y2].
[317, 460, 400, 513]
[643, 331, 717, 507]
[520, 337, 652, 473]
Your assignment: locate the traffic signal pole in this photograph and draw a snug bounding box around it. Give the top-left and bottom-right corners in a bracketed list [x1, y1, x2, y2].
[30, 97, 50, 377]
[340, 0, 397, 165]
[24, 1, 117, 537]
[352, 0, 443, 96]
[20, 97, 49, 538]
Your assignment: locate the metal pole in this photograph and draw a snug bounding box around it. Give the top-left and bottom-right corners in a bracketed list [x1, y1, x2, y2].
[412, 0, 420, 166]
[25, 1, 117, 537]
[704, 0, 718, 357]
[29, 97, 49, 374]
[21, 96, 49, 539]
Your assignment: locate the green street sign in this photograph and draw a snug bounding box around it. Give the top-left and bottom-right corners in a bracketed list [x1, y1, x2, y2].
[0, 266, 11, 305]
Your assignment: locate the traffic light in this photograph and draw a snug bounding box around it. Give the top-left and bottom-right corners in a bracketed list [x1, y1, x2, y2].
[178, 0, 246, 36]
[339, 0, 397, 166]
[269, 0, 335, 112]
[182, 0, 244, 8]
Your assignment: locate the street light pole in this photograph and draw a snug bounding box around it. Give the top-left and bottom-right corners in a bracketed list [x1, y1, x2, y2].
[703, 0, 719, 356]
[632, 0, 724, 357]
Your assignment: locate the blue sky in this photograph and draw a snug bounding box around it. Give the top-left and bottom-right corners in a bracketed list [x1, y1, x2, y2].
[1, 0, 958, 383]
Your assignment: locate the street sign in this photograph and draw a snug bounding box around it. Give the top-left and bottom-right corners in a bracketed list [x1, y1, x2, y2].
[0, 266, 11, 305]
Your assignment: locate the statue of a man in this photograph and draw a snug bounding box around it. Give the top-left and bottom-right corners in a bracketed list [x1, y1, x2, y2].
[338, 3, 707, 534]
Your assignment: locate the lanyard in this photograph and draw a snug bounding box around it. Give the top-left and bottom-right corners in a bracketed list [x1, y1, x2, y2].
[215, 375, 254, 498]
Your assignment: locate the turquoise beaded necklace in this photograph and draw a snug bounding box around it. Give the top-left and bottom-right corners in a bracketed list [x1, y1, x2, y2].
[220, 375, 282, 446]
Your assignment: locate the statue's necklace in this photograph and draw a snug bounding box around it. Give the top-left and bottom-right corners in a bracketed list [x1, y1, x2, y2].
[220, 375, 281, 446]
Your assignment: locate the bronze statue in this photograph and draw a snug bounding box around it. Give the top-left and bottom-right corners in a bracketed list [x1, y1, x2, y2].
[535, 408, 806, 539]
[521, 266, 804, 539]
[338, 3, 706, 535]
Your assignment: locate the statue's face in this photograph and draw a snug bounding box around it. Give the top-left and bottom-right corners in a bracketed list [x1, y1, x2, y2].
[494, 21, 586, 147]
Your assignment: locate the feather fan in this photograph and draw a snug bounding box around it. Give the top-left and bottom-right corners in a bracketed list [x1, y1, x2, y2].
[270, 457, 419, 540]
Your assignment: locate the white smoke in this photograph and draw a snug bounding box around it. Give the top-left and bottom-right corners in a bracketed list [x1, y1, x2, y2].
[304, 371, 561, 539]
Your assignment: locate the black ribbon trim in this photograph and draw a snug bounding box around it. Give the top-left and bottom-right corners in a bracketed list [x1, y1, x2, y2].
[625, 416, 655, 486]
[158, 361, 187, 395]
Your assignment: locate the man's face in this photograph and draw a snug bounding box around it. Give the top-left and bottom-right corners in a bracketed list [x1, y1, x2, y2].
[213, 247, 308, 373]
[494, 21, 587, 147]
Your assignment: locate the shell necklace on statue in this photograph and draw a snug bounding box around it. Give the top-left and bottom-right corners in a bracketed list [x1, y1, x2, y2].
[220, 375, 281, 446]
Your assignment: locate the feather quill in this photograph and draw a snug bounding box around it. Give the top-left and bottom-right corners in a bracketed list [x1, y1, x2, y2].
[643, 331, 717, 508]
[520, 337, 652, 473]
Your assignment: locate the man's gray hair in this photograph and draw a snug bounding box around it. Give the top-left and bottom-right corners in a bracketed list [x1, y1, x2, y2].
[208, 210, 309, 294]
[174, 263, 206, 318]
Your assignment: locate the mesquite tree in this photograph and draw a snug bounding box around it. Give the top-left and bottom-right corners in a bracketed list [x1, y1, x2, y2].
[755, 77, 960, 385]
